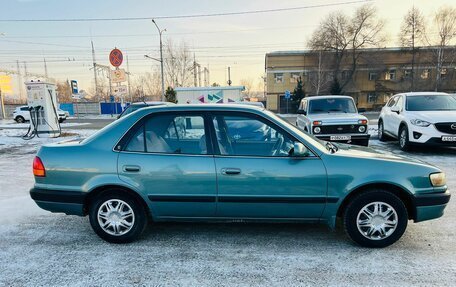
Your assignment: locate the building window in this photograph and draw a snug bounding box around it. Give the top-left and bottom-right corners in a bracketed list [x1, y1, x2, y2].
[421, 69, 430, 79]
[274, 73, 283, 84]
[368, 72, 378, 81]
[385, 69, 396, 80]
[367, 93, 378, 103]
[441, 68, 448, 78]
[403, 69, 411, 78]
[290, 72, 301, 83]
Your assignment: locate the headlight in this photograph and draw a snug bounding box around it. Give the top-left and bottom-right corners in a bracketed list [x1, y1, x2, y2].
[430, 172, 446, 187]
[313, 127, 321, 134]
[411, 119, 431, 127]
[358, 126, 366, 133]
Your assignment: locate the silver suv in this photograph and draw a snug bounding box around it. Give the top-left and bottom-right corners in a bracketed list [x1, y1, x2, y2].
[296, 95, 370, 146]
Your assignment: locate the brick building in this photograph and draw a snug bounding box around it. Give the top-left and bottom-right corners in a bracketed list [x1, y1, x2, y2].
[265, 47, 456, 112]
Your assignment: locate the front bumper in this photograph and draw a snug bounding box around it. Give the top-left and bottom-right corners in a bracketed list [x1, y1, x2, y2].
[413, 191, 451, 222]
[30, 188, 86, 216]
[408, 124, 456, 145]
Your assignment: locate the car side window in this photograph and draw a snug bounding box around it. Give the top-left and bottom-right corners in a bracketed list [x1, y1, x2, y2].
[125, 114, 208, 155]
[212, 115, 294, 157]
[20, 107, 29, 111]
[395, 96, 403, 109]
[387, 96, 397, 107]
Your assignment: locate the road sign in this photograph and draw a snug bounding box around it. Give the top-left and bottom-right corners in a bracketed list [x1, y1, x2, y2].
[109, 95, 115, 102]
[113, 85, 128, 96]
[285, 90, 291, 99]
[0, 75, 12, 94]
[109, 48, 123, 67]
[111, 69, 126, 83]
[71, 94, 82, 100]
[70, 80, 78, 94]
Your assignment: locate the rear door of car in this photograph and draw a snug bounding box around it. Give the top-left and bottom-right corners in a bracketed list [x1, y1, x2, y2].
[117, 111, 217, 218]
[388, 95, 404, 136]
[210, 112, 328, 219]
[383, 95, 397, 133]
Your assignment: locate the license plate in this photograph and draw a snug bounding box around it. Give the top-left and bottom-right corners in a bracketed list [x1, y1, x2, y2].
[330, 135, 351, 141]
[442, 136, 456, 142]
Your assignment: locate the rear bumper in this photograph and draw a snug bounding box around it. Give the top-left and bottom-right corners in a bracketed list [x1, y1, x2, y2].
[413, 191, 451, 222]
[30, 188, 86, 216]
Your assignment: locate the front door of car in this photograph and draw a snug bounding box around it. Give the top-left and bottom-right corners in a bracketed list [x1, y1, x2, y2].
[117, 112, 217, 218]
[389, 95, 404, 137]
[211, 113, 328, 219]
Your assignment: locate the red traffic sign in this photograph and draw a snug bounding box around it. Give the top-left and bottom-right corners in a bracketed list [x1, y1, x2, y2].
[109, 48, 123, 67]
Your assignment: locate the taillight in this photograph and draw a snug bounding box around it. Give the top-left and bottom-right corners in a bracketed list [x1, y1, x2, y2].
[33, 156, 46, 177]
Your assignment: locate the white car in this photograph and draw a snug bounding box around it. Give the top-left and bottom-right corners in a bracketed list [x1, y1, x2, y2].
[13, 106, 69, 123]
[378, 92, 456, 150]
[296, 95, 370, 146]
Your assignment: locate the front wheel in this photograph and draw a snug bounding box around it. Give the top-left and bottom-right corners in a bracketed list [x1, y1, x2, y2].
[89, 192, 148, 243]
[399, 126, 410, 151]
[344, 190, 408, 248]
[15, 116, 25, 123]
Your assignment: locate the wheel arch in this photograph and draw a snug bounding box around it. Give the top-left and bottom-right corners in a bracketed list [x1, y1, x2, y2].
[398, 121, 408, 135]
[336, 182, 415, 221]
[83, 185, 152, 220]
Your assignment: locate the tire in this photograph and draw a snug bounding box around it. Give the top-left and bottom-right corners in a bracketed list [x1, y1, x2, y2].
[399, 125, 410, 151]
[378, 120, 387, 142]
[59, 118, 65, 123]
[89, 191, 148, 243]
[15, 116, 25, 123]
[344, 190, 408, 248]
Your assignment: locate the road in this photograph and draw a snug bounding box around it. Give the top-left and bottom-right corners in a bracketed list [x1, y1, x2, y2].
[0, 114, 455, 287]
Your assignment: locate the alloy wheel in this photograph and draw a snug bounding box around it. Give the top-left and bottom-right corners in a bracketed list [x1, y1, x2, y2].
[97, 199, 135, 236]
[356, 201, 398, 240]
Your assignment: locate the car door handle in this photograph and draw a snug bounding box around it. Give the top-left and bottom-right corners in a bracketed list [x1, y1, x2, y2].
[123, 165, 141, 172]
[221, 168, 241, 175]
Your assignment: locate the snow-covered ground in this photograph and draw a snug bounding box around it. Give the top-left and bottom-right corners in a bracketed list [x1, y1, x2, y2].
[0, 126, 455, 286]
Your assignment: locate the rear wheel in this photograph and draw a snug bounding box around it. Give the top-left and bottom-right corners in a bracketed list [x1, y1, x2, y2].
[89, 192, 147, 243]
[378, 120, 387, 142]
[344, 190, 408, 248]
[15, 116, 25, 123]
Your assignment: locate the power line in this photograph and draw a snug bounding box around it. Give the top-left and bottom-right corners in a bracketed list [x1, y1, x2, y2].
[0, 0, 372, 22]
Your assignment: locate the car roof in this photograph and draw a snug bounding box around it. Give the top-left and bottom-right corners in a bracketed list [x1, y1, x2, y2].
[397, 92, 450, 97]
[130, 101, 172, 106]
[304, 95, 353, 101]
[140, 103, 264, 113]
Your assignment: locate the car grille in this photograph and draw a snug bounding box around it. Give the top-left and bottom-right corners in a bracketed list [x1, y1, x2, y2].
[434, 122, 456, 134]
[319, 124, 365, 134]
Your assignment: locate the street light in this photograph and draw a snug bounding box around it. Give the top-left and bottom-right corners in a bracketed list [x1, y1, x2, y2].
[152, 19, 166, 102]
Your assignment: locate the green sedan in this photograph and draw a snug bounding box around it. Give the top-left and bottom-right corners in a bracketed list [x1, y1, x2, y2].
[30, 104, 450, 247]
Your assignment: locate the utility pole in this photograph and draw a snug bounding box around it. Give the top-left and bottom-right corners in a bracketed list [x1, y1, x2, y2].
[227, 66, 232, 86]
[43, 58, 48, 79]
[23, 61, 28, 79]
[152, 19, 166, 101]
[193, 54, 198, 87]
[0, 88, 5, 120]
[16, 60, 23, 102]
[126, 55, 132, 103]
[91, 41, 98, 99]
[197, 64, 202, 87]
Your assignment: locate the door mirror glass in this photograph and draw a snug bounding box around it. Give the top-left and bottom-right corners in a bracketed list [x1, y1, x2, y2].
[291, 142, 310, 157]
[297, 109, 307, 115]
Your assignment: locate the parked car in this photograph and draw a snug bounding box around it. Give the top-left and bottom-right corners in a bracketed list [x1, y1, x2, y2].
[117, 101, 172, 119]
[378, 92, 456, 150]
[30, 104, 450, 247]
[13, 105, 69, 123]
[296, 96, 370, 146]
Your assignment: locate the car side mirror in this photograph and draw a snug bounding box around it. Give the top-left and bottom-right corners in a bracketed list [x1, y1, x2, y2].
[297, 109, 307, 115]
[391, 106, 400, 114]
[358, 108, 366, 113]
[291, 142, 310, 157]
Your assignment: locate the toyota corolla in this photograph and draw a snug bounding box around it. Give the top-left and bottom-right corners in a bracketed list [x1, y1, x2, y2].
[30, 104, 450, 247]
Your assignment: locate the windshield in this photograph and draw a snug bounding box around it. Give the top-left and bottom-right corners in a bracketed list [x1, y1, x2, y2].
[119, 104, 148, 118]
[263, 110, 328, 154]
[406, 95, 456, 111]
[308, 98, 357, 114]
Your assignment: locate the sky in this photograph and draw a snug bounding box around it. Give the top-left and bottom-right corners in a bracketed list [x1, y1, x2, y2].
[0, 0, 454, 99]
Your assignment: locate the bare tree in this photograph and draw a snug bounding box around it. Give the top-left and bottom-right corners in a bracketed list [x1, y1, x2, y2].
[308, 51, 332, 95]
[309, 4, 385, 91]
[240, 78, 254, 98]
[399, 7, 426, 90]
[426, 6, 456, 91]
[163, 39, 193, 87]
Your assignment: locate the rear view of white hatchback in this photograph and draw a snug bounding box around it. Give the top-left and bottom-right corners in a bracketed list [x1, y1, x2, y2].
[378, 92, 456, 150]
